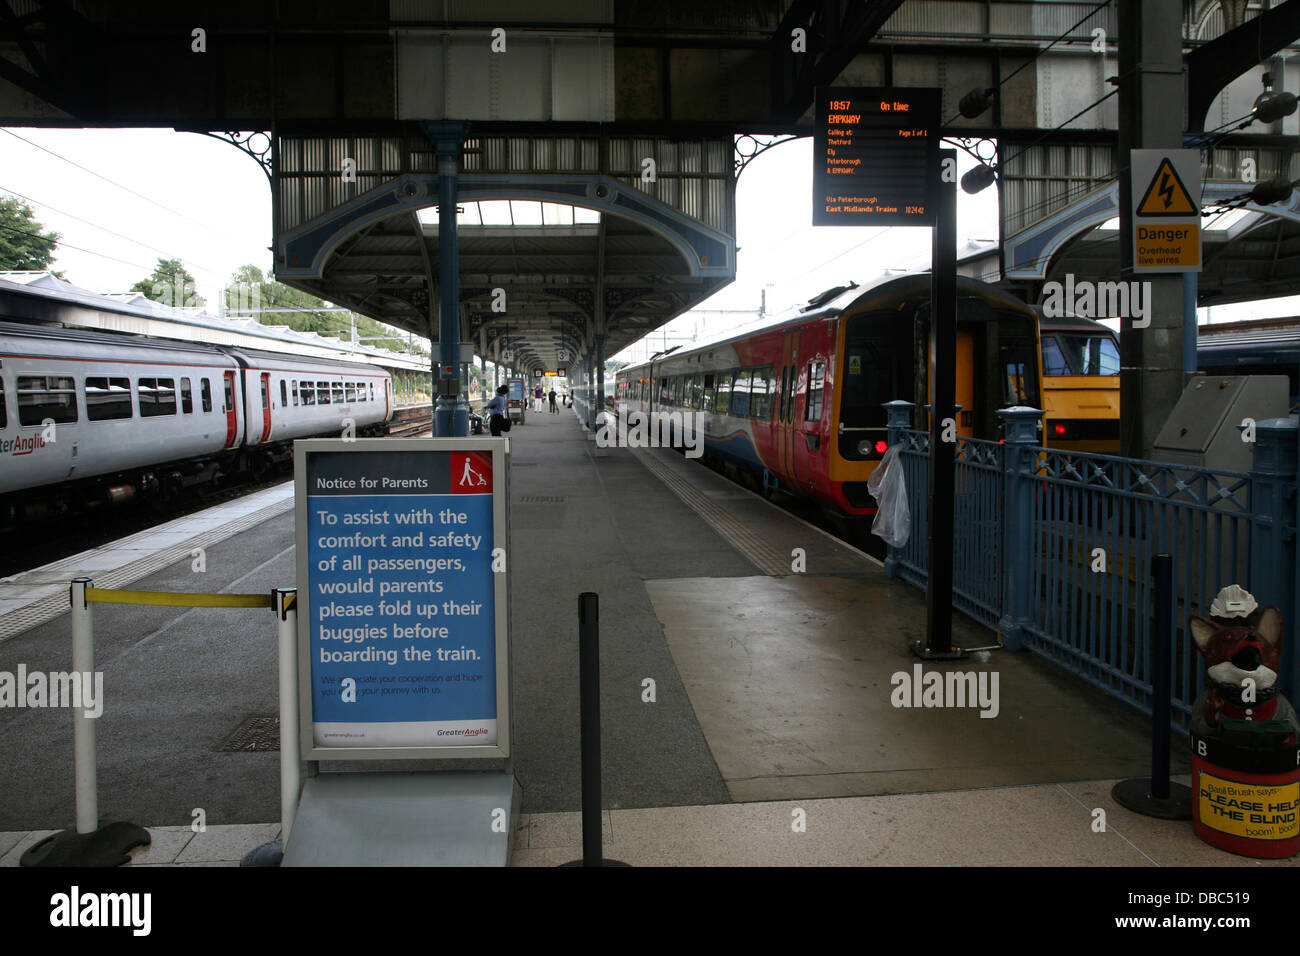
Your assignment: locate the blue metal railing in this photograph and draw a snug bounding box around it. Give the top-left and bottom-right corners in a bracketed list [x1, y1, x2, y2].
[883, 401, 1298, 731]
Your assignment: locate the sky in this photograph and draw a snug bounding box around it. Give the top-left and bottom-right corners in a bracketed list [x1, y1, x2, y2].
[0, 126, 1291, 369]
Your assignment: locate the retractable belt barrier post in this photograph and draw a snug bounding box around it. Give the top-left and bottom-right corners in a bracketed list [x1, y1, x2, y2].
[21, 580, 290, 868]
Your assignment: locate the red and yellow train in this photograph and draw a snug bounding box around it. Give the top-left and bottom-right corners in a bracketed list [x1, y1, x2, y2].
[613, 274, 1043, 519]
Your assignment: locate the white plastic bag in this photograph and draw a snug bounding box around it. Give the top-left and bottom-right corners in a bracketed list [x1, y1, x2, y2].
[867, 444, 911, 548]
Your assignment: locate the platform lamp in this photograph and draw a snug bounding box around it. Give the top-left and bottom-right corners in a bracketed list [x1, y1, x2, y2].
[954, 87, 999, 196]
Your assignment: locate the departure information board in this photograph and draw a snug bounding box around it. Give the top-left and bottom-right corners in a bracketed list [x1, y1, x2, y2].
[813, 87, 941, 227]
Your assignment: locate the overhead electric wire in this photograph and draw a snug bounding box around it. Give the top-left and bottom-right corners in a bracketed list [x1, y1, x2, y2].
[942, 0, 1115, 127]
[0, 184, 228, 280]
[0, 220, 158, 272]
[0, 128, 250, 246]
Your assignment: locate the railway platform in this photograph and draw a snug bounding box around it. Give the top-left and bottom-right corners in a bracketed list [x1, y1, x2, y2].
[0, 408, 1288, 867]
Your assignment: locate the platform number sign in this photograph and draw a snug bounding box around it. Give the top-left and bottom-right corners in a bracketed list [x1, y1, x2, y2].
[557, 349, 569, 362]
[501, 349, 514, 362]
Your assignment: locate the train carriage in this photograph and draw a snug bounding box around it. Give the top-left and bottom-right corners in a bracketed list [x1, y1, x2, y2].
[0, 321, 394, 513]
[1035, 310, 1121, 453]
[615, 274, 1043, 520]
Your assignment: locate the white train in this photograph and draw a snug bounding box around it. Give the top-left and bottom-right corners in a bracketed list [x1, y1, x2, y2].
[0, 321, 394, 515]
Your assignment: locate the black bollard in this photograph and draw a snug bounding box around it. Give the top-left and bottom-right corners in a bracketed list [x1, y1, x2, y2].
[560, 592, 628, 867]
[578, 591, 602, 867]
[1111, 554, 1193, 818]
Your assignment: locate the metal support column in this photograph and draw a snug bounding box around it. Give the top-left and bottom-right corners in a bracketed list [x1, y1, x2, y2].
[913, 148, 961, 660]
[431, 122, 469, 437]
[1118, 0, 1186, 458]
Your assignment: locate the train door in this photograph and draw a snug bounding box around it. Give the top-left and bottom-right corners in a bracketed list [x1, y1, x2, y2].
[793, 346, 826, 487]
[925, 328, 977, 437]
[223, 371, 238, 448]
[778, 329, 800, 483]
[383, 378, 391, 420]
[259, 372, 272, 442]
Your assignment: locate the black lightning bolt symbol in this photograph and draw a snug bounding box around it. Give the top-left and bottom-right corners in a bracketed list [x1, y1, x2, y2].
[1158, 171, 1175, 209]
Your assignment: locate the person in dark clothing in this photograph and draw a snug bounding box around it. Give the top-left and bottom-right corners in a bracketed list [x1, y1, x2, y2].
[548, 389, 558, 413]
[484, 385, 510, 436]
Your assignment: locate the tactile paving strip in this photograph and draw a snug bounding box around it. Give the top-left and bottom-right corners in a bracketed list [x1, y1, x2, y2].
[0, 496, 295, 643]
[630, 449, 789, 577]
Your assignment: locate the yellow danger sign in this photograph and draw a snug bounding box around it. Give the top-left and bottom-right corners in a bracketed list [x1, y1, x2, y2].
[1198, 770, 1300, 841]
[1135, 223, 1199, 269]
[1137, 158, 1197, 216]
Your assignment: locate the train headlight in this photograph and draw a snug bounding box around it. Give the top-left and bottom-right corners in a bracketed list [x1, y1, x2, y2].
[857, 439, 871, 455]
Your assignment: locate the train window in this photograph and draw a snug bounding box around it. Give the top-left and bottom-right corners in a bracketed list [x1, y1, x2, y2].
[998, 333, 1039, 407]
[301, 381, 317, 406]
[701, 373, 715, 411]
[291, 381, 298, 406]
[713, 371, 734, 415]
[260, 377, 269, 410]
[332, 382, 344, 404]
[280, 380, 288, 407]
[138, 378, 177, 417]
[1057, 334, 1120, 376]
[0, 379, 5, 428]
[369, 383, 375, 402]
[17, 375, 78, 426]
[1041, 337, 1070, 376]
[84, 377, 132, 421]
[180, 378, 193, 414]
[806, 362, 825, 421]
[731, 370, 752, 418]
[318, 382, 330, 405]
[202, 378, 213, 413]
[346, 383, 357, 403]
[687, 375, 703, 410]
[751, 367, 773, 420]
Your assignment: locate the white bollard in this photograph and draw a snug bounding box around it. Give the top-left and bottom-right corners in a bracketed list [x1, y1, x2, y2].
[69, 577, 97, 834]
[275, 588, 300, 845]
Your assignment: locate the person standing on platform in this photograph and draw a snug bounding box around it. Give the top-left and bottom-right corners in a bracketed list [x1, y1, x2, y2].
[534, 384, 543, 412]
[484, 385, 510, 436]
[548, 388, 558, 413]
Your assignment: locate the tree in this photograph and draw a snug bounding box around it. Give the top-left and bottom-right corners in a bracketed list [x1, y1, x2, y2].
[131, 257, 205, 308]
[0, 197, 60, 271]
[222, 263, 428, 357]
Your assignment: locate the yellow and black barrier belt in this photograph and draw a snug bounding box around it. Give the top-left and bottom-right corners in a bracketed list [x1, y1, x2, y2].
[84, 588, 274, 609]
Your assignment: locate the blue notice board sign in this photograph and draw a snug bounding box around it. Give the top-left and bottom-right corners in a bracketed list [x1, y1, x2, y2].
[294, 438, 511, 761]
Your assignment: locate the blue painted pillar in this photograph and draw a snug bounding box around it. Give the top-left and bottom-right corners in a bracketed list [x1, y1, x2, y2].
[882, 400, 916, 580]
[1249, 416, 1298, 698]
[430, 122, 469, 437]
[996, 405, 1046, 651]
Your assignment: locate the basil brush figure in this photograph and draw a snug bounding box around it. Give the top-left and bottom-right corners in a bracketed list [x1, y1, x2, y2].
[1190, 585, 1300, 747]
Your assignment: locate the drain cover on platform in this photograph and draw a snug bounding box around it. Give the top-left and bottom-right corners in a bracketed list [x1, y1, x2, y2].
[217, 714, 280, 752]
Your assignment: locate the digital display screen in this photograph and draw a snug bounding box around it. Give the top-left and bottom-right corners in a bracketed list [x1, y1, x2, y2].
[813, 87, 940, 227]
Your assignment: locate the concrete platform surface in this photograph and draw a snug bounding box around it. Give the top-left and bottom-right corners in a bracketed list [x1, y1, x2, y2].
[0, 774, 1291, 867]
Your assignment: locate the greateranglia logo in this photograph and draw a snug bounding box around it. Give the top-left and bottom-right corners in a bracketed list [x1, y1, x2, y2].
[1041, 272, 1151, 328]
[596, 410, 703, 458]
